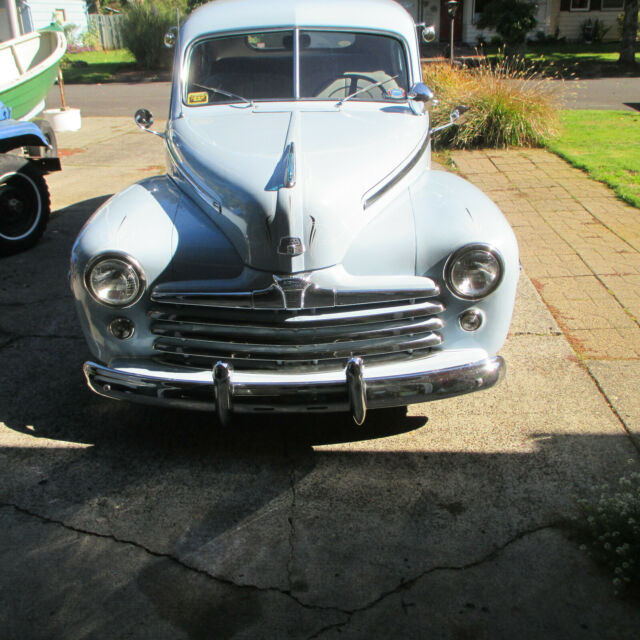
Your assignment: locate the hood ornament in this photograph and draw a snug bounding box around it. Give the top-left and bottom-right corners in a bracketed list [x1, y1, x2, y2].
[277, 236, 305, 256]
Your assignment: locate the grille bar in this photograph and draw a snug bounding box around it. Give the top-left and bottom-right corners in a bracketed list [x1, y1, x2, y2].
[149, 299, 445, 327]
[153, 332, 443, 362]
[152, 317, 444, 345]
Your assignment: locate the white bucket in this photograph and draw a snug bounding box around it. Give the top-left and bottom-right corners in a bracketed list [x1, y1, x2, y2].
[43, 107, 82, 132]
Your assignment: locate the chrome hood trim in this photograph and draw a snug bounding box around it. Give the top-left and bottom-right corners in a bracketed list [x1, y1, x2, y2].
[167, 104, 428, 272]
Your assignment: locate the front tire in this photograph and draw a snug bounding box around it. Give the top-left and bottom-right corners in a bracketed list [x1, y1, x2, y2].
[0, 155, 51, 255]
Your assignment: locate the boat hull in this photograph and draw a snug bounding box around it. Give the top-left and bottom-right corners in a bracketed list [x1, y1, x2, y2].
[0, 27, 66, 121]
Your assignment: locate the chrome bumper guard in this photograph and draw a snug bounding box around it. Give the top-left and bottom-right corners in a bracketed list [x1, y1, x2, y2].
[84, 353, 505, 424]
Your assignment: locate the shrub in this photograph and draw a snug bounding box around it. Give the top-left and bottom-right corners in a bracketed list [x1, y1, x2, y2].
[476, 0, 537, 48]
[574, 471, 640, 595]
[121, 0, 179, 69]
[422, 59, 559, 149]
[581, 18, 611, 43]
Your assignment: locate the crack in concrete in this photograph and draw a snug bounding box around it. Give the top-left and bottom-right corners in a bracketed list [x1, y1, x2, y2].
[286, 466, 298, 592]
[0, 501, 349, 618]
[510, 331, 563, 337]
[306, 522, 563, 639]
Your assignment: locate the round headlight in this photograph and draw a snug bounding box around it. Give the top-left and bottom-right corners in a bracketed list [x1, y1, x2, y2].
[445, 244, 503, 300]
[86, 256, 144, 307]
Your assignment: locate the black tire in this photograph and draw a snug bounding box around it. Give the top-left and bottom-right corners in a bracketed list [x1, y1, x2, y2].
[0, 155, 51, 255]
[25, 119, 58, 159]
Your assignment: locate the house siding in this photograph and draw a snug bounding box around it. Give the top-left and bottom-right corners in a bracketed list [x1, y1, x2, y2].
[25, 0, 88, 35]
[554, 8, 621, 42]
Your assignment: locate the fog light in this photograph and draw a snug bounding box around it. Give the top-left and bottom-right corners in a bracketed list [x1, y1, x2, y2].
[459, 309, 483, 332]
[109, 317, 135, 339]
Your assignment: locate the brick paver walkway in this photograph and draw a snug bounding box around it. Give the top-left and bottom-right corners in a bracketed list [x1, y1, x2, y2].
[451, 149, 640, 361]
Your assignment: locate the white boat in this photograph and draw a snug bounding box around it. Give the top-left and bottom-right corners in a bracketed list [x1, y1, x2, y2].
[0, 26, 66, 121]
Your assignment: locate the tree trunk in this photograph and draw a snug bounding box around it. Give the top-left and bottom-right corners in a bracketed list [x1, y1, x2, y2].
[619, 0, 639, 65]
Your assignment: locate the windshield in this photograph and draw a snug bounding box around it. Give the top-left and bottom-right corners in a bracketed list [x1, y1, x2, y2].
[185, 30, 410, 105]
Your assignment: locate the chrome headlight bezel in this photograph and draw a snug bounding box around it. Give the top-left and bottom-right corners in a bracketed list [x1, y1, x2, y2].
[444, 243, 504, 301]
[84, 253, 146, 308]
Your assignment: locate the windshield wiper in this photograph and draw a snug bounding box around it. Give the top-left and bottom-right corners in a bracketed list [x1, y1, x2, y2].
[193, 82, 254, 108]
[336, 74, 400, 107]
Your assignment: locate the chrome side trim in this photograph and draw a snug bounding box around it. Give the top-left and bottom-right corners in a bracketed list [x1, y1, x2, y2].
[363, 131, 430, 209]
[83, 356, 505, 414]
[346, 357, 366, 425]
[166, 136, 223, 212]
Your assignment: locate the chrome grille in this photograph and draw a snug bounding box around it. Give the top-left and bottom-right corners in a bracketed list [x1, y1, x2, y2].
[150, 287, 445, 371]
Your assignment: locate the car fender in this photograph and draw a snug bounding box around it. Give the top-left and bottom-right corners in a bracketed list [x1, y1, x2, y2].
[410, 170, 519, 354]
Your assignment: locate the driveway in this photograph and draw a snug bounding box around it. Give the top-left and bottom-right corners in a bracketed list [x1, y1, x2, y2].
[1, 119, 639, 638]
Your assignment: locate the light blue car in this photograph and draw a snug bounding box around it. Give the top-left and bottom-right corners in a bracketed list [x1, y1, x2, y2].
[70, 0, 519, 425]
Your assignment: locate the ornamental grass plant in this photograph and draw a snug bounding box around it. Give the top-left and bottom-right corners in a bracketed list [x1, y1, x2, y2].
[422, 57, 560, 149]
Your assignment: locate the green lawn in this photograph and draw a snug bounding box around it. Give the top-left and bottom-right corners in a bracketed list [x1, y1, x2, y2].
[546, 110, 640, 209]
[485, 42, 640, 76]
[61, 49, 136, 83]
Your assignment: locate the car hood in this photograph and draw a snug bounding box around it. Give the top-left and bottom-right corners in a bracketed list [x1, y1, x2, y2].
[167, 103, 428, 273]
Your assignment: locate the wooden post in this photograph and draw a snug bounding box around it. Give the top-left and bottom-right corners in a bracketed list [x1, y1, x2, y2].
[58, 67, 68, 110]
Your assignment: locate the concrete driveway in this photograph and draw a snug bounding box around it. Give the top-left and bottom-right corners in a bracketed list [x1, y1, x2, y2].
[1, 119, 639, 639]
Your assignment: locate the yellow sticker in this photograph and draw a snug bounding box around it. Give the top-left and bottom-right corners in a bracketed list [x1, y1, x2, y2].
[187, 92, 208, 105]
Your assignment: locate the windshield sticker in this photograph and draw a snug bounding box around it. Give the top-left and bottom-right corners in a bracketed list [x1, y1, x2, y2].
[388, 88, 406, 99]
[187, 92, 209, 105]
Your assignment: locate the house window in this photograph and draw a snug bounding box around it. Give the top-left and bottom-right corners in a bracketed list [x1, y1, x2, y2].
[569, 0, 590, 10]
[601, 0, 623, 9]
[54, 9, 66, 23]
[473, 0, 492, 22]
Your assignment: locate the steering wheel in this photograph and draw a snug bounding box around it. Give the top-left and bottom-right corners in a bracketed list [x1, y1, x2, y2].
[315, 73, 390, 100]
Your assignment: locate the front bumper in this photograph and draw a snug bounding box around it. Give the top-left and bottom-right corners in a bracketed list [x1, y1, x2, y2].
[83, 349, 505, 424]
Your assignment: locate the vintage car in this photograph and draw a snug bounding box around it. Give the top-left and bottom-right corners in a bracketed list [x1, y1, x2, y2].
[69, 0, 519, 425]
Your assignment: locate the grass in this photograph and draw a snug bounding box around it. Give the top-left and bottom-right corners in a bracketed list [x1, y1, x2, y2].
[423, 60, 559, 148]
[483, 42, 640, 77]
[546, 110, 640, 209]
[61, 49, 136, 83]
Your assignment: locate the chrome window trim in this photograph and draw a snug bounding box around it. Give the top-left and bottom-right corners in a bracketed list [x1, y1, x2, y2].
[443, 243, 505, 301]
[181, 26, 414, 107]
[83, 252, 147, 309]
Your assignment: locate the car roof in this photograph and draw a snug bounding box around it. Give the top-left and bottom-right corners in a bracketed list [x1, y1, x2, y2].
[180, 0, 420, 60]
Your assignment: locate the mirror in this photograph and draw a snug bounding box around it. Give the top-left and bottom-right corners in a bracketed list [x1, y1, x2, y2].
[134, 108, 154, 129]
[408, 83, 435, 115]
[164, 26, 178, 49]
[134, 108, 165, 138]
[422, 25, 436, 43]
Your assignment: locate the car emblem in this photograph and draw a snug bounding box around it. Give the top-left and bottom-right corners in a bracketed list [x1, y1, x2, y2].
[277, 236, 305, 256]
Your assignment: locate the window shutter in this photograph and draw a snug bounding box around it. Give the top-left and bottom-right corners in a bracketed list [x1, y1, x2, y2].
[560, 0, 570, 10]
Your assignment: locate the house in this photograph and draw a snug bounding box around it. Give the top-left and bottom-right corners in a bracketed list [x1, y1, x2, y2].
[399, 0, 622, 44]
[1, 0, 88, 41]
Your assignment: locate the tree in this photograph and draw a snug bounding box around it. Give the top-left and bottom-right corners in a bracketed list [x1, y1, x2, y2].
[619, 0, 639, 65]
[476, 0, 537, 49]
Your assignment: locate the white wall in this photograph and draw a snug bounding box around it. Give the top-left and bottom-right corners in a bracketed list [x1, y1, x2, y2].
[555, 10, 620, 42]
[25, 0, 88, 36]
